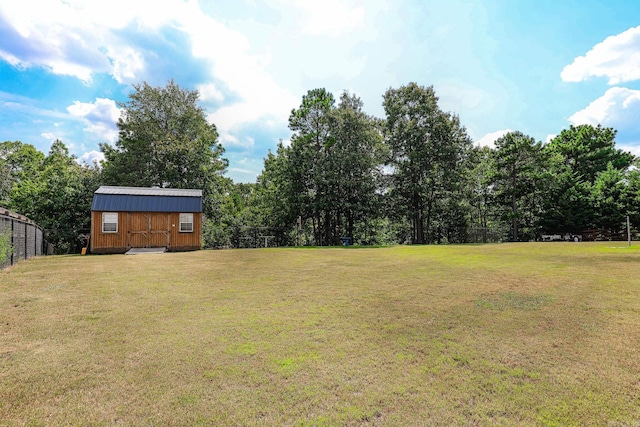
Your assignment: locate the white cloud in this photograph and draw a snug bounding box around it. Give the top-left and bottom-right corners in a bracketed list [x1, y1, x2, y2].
[561, 26, 640, 85]
[568, 87, 640, 127]
[1, 0, 394, 181]
[218, 133, 256, 149]
[281, 138, 292, 148]
[545, 134, 557, 144]
[436, 81, 487, 111]
[67, 98, 121, 142]
[172, 3, 300, 136]
[284, 0, 366, 37]
[475, 129, 512, 148]
[196, 83, 224, 104]
[79, 150, 105, 165]
[0, 1, 114, 82]
[228, 167, 257, 175]
[568, 87, 640, 149]
[106, 47, 145, 84]
[0, 0, 226, 83]
[0, 0, 299, 140]
[618, 144, 640, 157]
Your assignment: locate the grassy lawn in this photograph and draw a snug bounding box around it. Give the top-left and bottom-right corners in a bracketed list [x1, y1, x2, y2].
[1, 243, 640, 426]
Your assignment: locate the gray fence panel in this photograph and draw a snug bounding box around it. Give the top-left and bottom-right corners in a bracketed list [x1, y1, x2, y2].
[36, 227, 43, 256]
[0, 217, 10, 269]
[15, 221, 24, 261]
[26, 223, 35, 259]
[0, 210, 45, 270]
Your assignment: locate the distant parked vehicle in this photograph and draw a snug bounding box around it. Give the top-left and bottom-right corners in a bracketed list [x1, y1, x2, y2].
[541, 233, 582, 242]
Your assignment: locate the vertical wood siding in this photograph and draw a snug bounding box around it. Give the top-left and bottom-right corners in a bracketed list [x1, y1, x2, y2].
[128, 212, 149, 248]
[90, 211, 127, 253]
[150, 213, 171, 247]
[168, 212, 202, 250]
[90, 211, 201, 253]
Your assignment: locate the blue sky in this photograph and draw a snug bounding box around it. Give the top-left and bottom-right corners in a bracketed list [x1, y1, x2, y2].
[1, 0, 640, 182]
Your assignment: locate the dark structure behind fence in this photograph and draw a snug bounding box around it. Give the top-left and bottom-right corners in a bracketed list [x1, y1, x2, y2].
[0, 208, 48, 269]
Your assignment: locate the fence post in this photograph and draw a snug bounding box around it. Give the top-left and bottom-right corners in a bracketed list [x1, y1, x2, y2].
[11, 219, 15, 266]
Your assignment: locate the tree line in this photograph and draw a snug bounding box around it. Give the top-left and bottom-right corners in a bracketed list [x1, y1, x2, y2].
[1, 80, 637, 252]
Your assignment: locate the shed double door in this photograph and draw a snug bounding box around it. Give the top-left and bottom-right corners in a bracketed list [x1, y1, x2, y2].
[128, 213, 171, 248]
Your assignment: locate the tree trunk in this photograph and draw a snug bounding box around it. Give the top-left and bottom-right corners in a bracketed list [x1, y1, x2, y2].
[425, 186, 436, 244]
[312, 215, 318, 246]
[324, 209, 331, 246]
[412, 189, 425, 244]
[414, 209, 424, 244]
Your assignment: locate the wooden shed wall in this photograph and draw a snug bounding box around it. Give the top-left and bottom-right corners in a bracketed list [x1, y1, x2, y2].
[168, 212, 202, 250]
[90, 211, 202, 253]
[90, 211, 127, 253]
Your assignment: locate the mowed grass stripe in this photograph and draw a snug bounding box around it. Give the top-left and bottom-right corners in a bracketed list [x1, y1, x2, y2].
[1, 243, 640, 426]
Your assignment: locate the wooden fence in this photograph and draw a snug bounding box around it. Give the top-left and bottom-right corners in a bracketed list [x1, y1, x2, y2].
[0, 208, 49, 270]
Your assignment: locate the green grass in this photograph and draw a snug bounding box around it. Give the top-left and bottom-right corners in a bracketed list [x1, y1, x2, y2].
[1, 243, 640, 426]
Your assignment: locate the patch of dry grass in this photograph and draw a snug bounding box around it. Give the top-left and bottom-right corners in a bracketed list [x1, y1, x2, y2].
[1, 243, 640, 426]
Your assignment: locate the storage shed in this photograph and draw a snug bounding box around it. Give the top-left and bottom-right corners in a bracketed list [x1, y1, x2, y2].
[90, 186, 203, 254]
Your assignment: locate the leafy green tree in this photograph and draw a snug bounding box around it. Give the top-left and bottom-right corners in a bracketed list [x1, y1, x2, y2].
[0, 156, 10, 205]
[100, 80, 228, 219]
[287, 88, 336, 245]
[252, 142, 300, 245]
[541, 124, 634, 233]
[621, 164, 640, 229]
[383, 82, 473, 244]
[547, 124, 633, 182]
[9, 140, 101, 253]
[327, 92, 385, 242]
[202, 181, 266, 248]
[0, 141, 45, 206]
[491, 131, 546, 241]
[251, 89, 385, 246]
[538, 155, 593, 234]
[463, 146, 505, 242]
[590, 163, 627, 231]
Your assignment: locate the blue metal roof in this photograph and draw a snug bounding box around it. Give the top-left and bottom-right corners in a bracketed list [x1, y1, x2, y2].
[91, 187, 202, 212]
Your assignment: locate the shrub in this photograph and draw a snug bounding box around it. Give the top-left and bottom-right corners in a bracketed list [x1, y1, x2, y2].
[0, 230, 14, 266]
